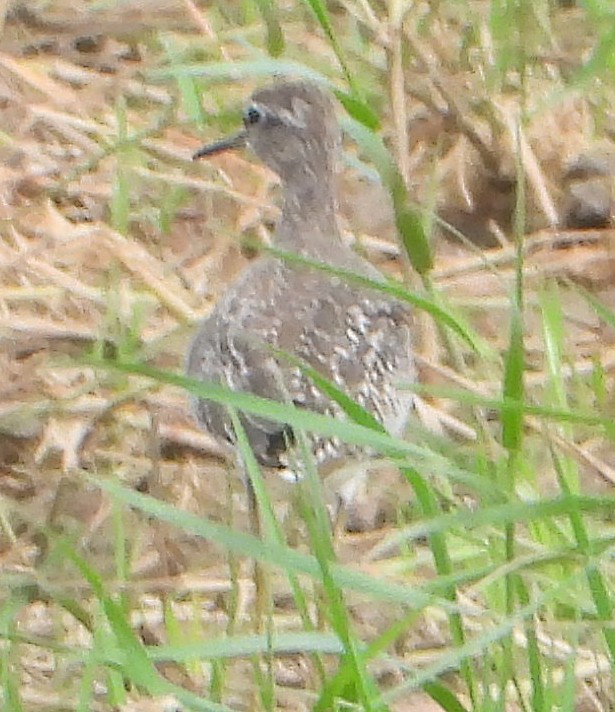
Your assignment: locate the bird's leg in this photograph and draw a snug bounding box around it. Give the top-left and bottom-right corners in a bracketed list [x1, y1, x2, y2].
[243, 466, 272, 635]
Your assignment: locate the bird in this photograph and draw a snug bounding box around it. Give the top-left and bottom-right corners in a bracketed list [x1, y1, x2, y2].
[187, 80, 415, 486]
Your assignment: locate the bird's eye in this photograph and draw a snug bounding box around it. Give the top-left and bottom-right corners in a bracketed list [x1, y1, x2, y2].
[244, 105, 263, 126]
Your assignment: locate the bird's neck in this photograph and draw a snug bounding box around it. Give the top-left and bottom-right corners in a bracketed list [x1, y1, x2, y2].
[275, 174, 340, 257]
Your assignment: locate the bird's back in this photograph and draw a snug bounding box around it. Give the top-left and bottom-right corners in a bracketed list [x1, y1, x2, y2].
[186, 247, 415, 469]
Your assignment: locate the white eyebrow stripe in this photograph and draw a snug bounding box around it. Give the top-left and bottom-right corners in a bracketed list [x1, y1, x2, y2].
[249, 99, 308, 129]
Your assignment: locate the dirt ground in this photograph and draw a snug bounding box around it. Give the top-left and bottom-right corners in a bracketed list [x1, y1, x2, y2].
[1, 1, 615, 710]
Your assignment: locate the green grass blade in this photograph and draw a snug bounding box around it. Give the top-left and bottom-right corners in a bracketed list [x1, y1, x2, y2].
[58, 540, 236, 712]
[145, 631, 344, 662]
[161, 34, 205, 125]
[551, 449, 615, 664]
[263, 244, 483, 352]
[250, 0, 285, 56]
[343, 118, 433, 276]
[334, 89, 379, 129]
[406, 382, 615, 432]
[268, 344, 385, 433]
[298, 0, 355, 89]
[501, 305, 524, 453]
[422, 680, 470, 712]
[86, 357, 421, 458]
[90, 476, 457, 613]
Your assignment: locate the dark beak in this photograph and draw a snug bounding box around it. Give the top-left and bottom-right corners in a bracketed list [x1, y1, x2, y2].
[192, 130, 248, 160]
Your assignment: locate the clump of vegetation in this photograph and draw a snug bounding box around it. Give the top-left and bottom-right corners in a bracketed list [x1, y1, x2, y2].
[1, 1, 615, 711]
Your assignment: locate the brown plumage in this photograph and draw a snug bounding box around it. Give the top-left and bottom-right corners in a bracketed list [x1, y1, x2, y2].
[187, 81, 415, 477]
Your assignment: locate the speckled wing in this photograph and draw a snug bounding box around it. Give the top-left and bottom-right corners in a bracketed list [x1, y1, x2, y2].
[186, 257, 415, 468]
[284, 270, 415, 447]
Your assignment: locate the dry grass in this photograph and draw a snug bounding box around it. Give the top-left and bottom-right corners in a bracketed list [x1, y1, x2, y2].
[1, 1, 615, 711]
